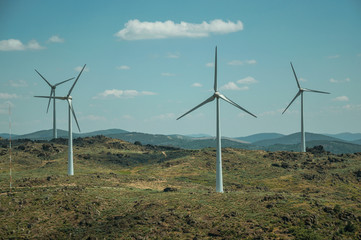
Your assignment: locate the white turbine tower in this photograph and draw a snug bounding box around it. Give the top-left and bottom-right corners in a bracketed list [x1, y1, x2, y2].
[177, 47, 257, 193]
[282, 62, 330, 152]
[35, 69, 74, 139]
[35, 64, 86, 175]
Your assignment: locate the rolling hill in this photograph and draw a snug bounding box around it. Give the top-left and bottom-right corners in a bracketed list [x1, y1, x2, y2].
[0, 136, 360, 239]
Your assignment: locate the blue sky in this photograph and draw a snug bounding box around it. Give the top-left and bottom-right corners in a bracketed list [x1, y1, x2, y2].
[1, 0, 360, 137]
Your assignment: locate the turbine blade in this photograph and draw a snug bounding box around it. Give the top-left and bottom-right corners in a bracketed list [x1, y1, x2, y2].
[54, 77, 75, 87]
[46, 89, 53, 113]
[68, 64, 86, 97]
[290, 62, 301, 89]
[35, 69, 53, 87]
[282, 91, 301, 114]
[218, 93, 257, 118]
[214, 46, 217, 92]
[177, 95, 215, 120]
[35, 96, 65, 100]
[67, 100, 81, 132]
[303, 88, 330, 94]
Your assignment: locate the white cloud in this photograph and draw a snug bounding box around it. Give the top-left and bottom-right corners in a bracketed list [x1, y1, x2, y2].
[333, 96, 349, 102]
[0, 39, 45, 51]
[161, 72, 175, 77]
[237, 76, 258, 84]
[48, 35, 64, 43]
[0, 101, 14, 114]
[94, 89, 157, 99]
[0, 93, 18, 99]
[220, 82, 249, 91]
[27, 40, 45, 50]
[166, 52, 180, 58]
[228, 59, 256, 66]
[299, 77, 307, 82]
[116, 65, 130, 70]
[329, 77, 350, 83]
[74, 66, 90, 72]
[328, 54, 340, 59]
[192, 83, 202, 87]
[205, 62, 214, 67]
[150, 113, 175, 121]
[81, 114, 106, 121]
[8, 80, 28, 88]
[115, 19, 243, 40]
[342, 104, 361, 111]
[122, 114, 133, 120]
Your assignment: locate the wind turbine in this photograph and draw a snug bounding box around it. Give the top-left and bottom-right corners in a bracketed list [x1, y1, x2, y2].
[177, 47, 257, 193]
[35, 69, 74, 139]
[282, 62, 330, 152]
[35, 64, 86, 175]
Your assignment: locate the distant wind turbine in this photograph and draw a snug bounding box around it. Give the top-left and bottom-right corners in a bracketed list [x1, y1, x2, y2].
[177, 47, 257, 193]
[35, 64, 86, 175]
[35, 69, 74, 139]
[282, 62, 330, 152]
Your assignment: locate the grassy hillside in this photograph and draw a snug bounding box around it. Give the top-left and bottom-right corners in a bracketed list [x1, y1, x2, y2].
[0, 136, 360, 239]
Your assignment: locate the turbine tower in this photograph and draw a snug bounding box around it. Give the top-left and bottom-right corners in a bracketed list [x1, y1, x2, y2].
[282, 62, 330, 152]
[35, 64, 86, 175]
[177, 47, 257, 193]
[35, 69, 74, 139]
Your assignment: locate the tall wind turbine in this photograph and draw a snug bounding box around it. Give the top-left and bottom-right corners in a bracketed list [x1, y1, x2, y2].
[282, 62, 330, 152]
[35, 69, 74, 139]
[35, 64, 86, 175]
[177, 47, 257, 193]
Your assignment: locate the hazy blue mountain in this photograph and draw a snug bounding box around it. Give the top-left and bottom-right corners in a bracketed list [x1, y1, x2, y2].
[0, 133, 19, 139]
[2, 128, 361, 153]
[185, 134, 213, 138]
[324, 132, 361, 142]
[253, 132, 345, 147]
[236, 133, 284, 143]
[3, 129, 128, 140]
[265, 140, 361, 154]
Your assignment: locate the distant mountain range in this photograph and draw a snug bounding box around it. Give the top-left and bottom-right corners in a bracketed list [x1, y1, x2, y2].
[1, 129, 361, 154]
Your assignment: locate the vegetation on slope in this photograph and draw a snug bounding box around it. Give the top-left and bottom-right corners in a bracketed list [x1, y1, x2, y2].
[0, 136, 360, 239]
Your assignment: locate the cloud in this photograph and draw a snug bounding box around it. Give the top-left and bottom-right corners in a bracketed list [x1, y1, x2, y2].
[237, 76, 258, 84]
[192, 83, 202, 87]
[205, 62, 214, 67]
[0, 93, 18, 99]
[150, 113, 175, 121]
[0, 101, 14, 114]
[299, 77, 307, 82]
[328, 55, 340, 59]
[166, 52, 180, 58]
[228, 59, 256, 66]
[161, 72, 175, 77]
[115, 19, 243, 40]
[94, 89, 157, 99]
[333, 96, 349, 102]
[47, 35, 64, 43]
[116, 65, 130, 70]
[342, 104, 361, 111]
[220, 82, 249, 91]
[74, 66, 90, 72]
[8, 80, 28, 88]
[81, 114, 106, 121]
[329, 77, 350, 83]
[0, 39, 45, 51]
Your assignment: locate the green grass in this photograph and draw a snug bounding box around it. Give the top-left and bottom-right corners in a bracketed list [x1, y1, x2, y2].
[0, 137, 360, 239]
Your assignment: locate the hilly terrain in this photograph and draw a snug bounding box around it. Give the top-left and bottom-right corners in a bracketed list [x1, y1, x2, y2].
[0, 136, 361, 239]
[1, 129, 361, 154]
